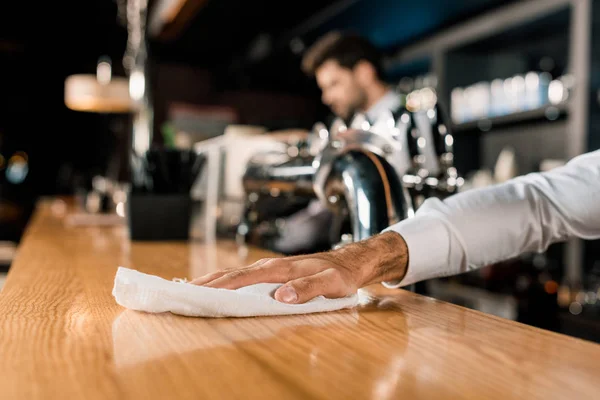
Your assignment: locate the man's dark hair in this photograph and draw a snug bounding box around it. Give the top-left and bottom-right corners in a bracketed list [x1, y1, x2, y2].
[302, 32, 384, 80]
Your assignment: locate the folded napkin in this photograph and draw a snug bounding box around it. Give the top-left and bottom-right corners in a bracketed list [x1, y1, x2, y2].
[112, 267, 359, 317]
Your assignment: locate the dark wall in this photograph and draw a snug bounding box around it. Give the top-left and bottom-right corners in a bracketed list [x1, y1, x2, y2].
[0, 1, 129, 242]
[152, 62, 320, 139]
[152, 64, 214, 140]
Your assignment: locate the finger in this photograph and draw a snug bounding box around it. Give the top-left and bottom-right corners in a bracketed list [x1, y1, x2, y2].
[189, 269, 233, 286]
[204, 258, 298, 289]
[197, 255, 334, 289]
[274, 268, 355, 304]
[206, 257, 335, 289]
[189, 258, 271, 286]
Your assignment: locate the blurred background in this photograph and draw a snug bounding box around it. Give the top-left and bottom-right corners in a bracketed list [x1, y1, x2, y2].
[1, 0, 600, 341]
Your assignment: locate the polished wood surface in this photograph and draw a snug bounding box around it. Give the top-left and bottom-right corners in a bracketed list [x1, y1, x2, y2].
[1, 199, 599, 399]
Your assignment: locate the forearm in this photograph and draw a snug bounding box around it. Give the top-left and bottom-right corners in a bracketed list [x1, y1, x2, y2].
[384, 150, 600, 287]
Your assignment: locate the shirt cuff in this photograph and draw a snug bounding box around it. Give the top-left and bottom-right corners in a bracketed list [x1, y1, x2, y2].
[381, 215, 451, 288]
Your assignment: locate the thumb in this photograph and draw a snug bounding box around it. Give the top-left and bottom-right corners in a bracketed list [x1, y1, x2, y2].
[274, 268, 352, 304]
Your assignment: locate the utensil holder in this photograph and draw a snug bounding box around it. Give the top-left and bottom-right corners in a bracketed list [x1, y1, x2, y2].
[127, 194, 192, 241]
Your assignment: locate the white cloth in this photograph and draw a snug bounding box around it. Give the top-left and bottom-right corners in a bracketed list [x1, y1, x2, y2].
[112, 267, 358, 317]
[383, 149, 600, 288]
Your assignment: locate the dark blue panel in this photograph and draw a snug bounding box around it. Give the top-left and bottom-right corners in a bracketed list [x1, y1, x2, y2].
[311, 0, 507, 49]
[385, 57, 431, 80]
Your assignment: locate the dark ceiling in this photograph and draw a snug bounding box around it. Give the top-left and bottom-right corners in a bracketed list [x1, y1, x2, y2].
[151, 0, 514, 90]
[152, 0, 339, 66]
[0, 0, 517, 92]
[154, 0, 513, 66]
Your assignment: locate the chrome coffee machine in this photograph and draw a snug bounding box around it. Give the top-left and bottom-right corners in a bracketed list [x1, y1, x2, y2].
[239, 89, 462, 253]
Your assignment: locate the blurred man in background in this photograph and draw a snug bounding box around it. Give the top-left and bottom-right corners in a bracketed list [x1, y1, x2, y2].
[272, 32, 401, 255]
[302, 31, 401, 122]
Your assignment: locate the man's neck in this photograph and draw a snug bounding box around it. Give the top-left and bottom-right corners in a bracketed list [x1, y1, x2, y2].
[362, 82, 390, 112]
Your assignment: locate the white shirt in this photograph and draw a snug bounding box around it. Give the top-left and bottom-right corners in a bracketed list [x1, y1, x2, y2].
[366, 90, 402, 122]
[383, 150, 600, 288]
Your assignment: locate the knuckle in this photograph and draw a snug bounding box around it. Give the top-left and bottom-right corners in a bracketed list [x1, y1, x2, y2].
[281, 263, 295, 281]
[227, 269, 247, 279]
[326, 268, 354, 296]
[326, 268, 344, 282]
[265, 257, 285, 267]
[298, 278, 316, 292]
[253, 258, 270, 267]
[205, 271, 226, 280]
[260, 258, 279, 267]
[258, 258, 293, 276]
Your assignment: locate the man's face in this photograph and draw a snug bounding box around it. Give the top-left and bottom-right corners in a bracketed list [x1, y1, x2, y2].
[315, 60, 367, 120]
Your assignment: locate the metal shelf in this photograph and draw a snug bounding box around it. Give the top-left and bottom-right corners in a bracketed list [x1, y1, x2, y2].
[451, 103, 569, 133]
[386, 0, 574, 67]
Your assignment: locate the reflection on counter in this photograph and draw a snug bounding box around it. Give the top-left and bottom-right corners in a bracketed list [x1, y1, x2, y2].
[112, 308, 361, 368]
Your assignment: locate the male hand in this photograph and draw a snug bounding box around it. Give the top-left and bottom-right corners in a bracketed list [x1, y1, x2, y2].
[190, 231, 409, 304]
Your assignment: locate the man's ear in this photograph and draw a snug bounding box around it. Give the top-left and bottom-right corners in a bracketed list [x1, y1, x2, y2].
[353, 60, 377, 86]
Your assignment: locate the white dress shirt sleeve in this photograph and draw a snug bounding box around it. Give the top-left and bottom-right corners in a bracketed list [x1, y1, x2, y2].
[382, 150, 600, 288]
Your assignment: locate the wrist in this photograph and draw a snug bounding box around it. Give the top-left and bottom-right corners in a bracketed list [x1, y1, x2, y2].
[332, 231, 408, 287]
[366, 231, 409, 285]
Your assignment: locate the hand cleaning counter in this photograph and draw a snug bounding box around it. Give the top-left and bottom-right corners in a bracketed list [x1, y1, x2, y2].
[0, 199, 599, 399]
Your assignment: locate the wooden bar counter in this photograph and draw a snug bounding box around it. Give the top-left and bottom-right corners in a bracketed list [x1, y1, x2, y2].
[1, 199, 599, 399]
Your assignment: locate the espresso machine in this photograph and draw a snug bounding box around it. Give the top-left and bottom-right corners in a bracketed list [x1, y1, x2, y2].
[238, 88, 462, 253]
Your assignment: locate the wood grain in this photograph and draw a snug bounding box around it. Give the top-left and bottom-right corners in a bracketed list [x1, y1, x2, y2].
[0, 199, 599, 399]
